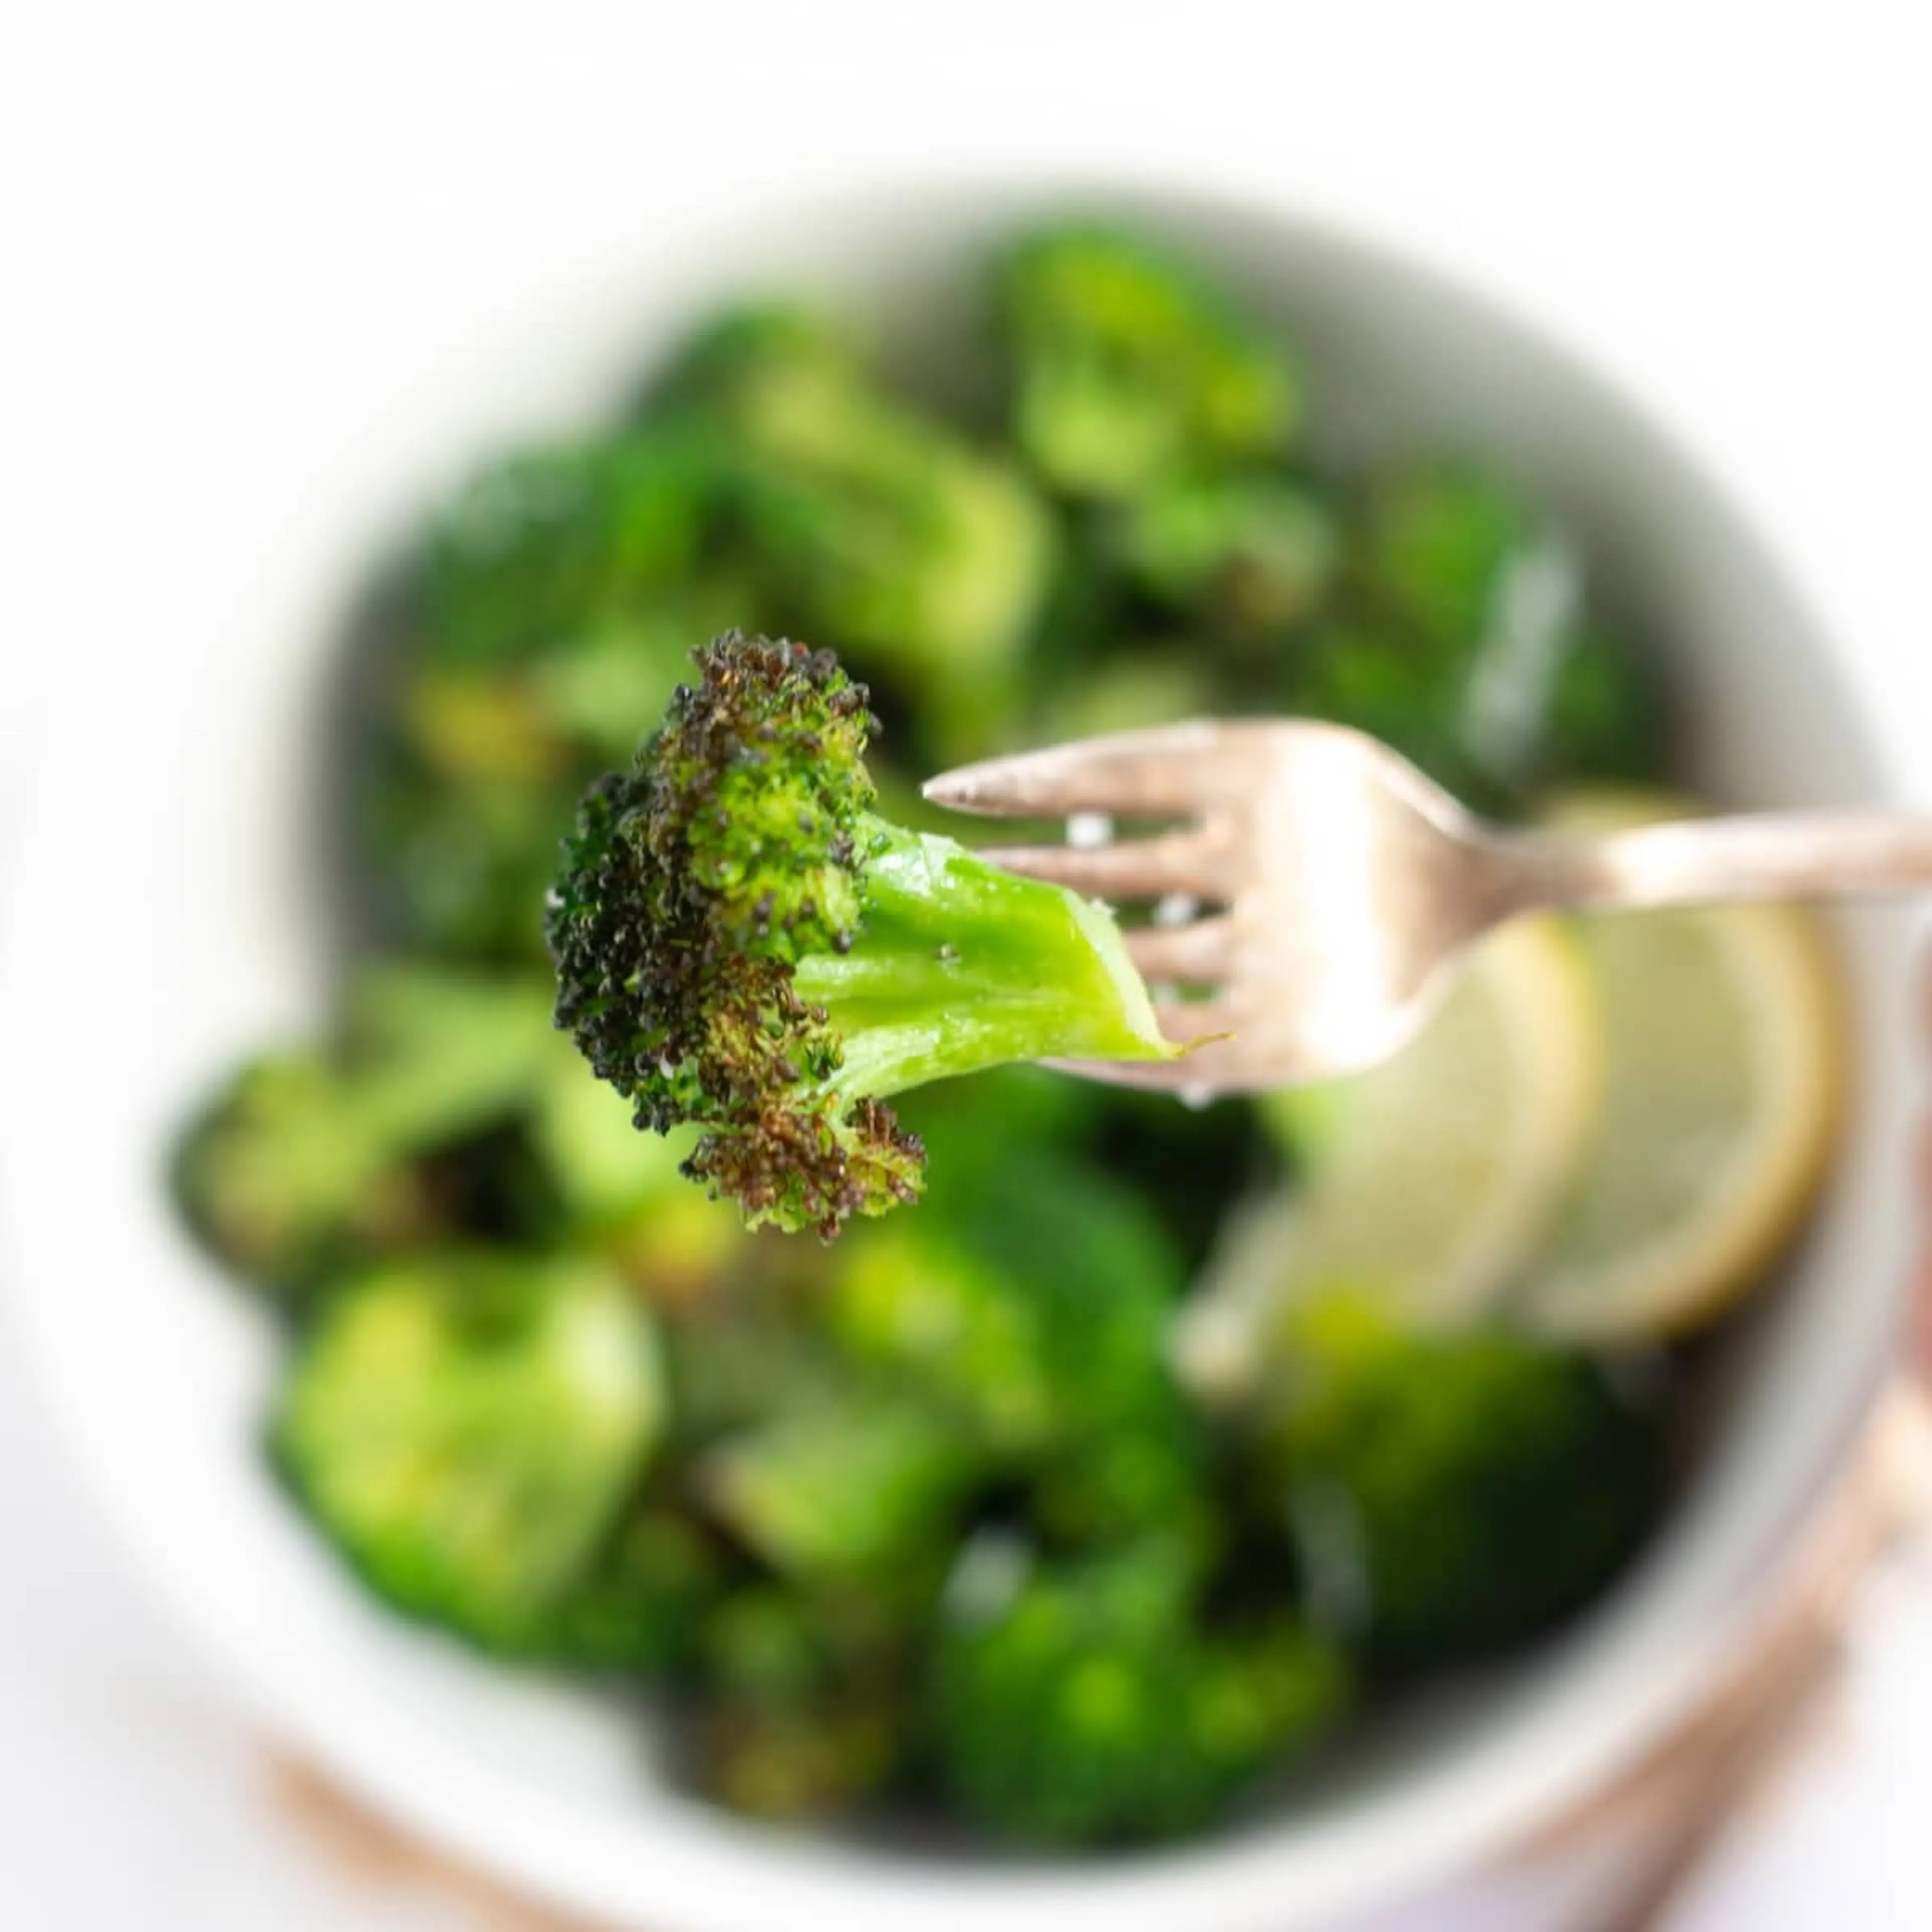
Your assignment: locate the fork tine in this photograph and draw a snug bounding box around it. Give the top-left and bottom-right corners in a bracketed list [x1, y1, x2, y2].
[1124, 916, 1240, 985]
[977, 827, 1238, 901]
[921, 721, 1253, 819]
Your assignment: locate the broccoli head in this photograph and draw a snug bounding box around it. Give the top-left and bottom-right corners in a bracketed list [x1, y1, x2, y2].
[997, 226, 1300, 500]
[643, 304, 1058, 764]
[690, 1583, 913, 1820]
[698, 1389, 982, 1589]
[546, 632, 1175, 1238]
[367, 432, 767, 959]
[1111, 471, 1338, 650]
[541, 1497, 734, 1673]
[1259, 1296, 1665, 1665]
[271, 1251, 664, 1654]
[1296, 468, 1666, 811]
[172, 966, 560, 1292]
[930, 1531, 1350, 1846]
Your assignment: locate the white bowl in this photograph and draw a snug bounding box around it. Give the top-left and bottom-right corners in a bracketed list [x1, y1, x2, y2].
[0, 186, 1916, 1932]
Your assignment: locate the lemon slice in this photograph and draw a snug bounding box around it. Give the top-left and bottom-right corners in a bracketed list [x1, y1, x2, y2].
[1176, 913, 1600, 1403]
[1515, 791, 1846, 1343]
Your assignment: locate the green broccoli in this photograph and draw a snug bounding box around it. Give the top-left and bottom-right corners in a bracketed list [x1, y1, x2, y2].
[996, 226, 1299, 500]
[173, 967, 560, 1291]
[1111, 471, 1338, 648]
[698, 1390, 982, 1588]
[690, 1584, 912, 1819]
[1259, 1296, 1665, 1665]
[930, 1530, 1350, 1845]
[644, 304, 1058, 762]
[546, 632, 1176, 1238]
[540, 1497, 735, 1672]
[271, 1251, 665, 1654]
[367, 432, 764, 958]
[1297, 468, 1665, 809]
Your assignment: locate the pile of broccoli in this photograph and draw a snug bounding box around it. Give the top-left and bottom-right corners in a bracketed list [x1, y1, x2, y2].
[173, 221, 1672, 1848]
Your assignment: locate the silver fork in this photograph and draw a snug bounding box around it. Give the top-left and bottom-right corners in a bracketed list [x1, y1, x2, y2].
[923, 718, 1932, 1094]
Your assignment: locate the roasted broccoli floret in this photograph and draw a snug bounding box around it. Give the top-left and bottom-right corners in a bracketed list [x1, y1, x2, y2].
[1259, 1297, 1665, 1665]
[690, 1584, 912, 1819]
[645, 305, 1058, 762]
[699, 1390, 981, 1588]
[546, 633, 1175, 1238]
[997, 226, 1300, 500]
[830, 1142, 1183, 1432]
[271, 1252, 665, 1654]
[1111, 471, 1338, 649]
[173, 967, 560, 1291]
[930, 1531, 1350, 1845]
[541, 1497, 733, 1672]
[367, 432, 765, 958]
[1297, 468, 1665, 810]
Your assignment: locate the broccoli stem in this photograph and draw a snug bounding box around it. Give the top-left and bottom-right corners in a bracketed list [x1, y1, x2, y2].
[791, 818, 1168, 1101]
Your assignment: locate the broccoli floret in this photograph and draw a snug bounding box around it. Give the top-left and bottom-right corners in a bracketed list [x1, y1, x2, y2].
[1111, 471, 1338, 648]
[698, 1390, 982, 1587]
[828, 1115, 1211, 1548]
[1297, 468, 1665, 810]
[997, 226, 1299, 500]
[546, 633, 1176, 1238]
[173, 967, 561, 1291]
[541, 1498, 733, 1672]
[367, 433, 765, 959]
[1027, 647, 1228, 753]
[930, 1531, 1350, 1845]
[635, 303, 864, 422]
[1260, 1297, 1665, 1665]
[830, 1138, 1185, 1429]
[690, 1584, 911, 1819]
[271, 1252, 664, 1654]
[529, 1048, 748, 1298]
[646, 307, 1057, 762]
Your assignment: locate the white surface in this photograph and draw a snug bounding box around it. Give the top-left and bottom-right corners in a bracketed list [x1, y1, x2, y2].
[4, 6, 1931, 1928]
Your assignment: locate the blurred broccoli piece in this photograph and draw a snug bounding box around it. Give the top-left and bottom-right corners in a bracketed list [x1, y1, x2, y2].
[1298, 468, 1666, 809]
[1294, 618, 1492, 805]
[699, 1390, 982, 1587]
[644, 304, 1057, 761]
[635, 302, 865, 421]
[829, 1107, 1213, 1547]
[543, 1497, 734, 1673]
[827, 1144, 1185, 1456]
[930, 1530, 1349, 1845]
[547, 634, 1175, 1238]
[367, 432, 765, 959]
[1028, 647, 1227, 748]
[271, 1251, 664, 1654]
[691, 1584, 911, 1819]
[996, 226, 1299, 500]
[1111, 472, 1338, 648]
[1025, 1417, 1213, 1552]
[658, 1276, 835, 1451]
[529, 1048, 748, 1300]
[1259, 1297, 1665, 1665]
[1355, 464, 1526, 645]
[173, 967, 560, 1291]
[1544, 623, 1666, 784]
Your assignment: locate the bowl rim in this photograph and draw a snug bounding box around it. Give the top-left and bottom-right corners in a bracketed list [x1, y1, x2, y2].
[0, 172, 1909, 1932]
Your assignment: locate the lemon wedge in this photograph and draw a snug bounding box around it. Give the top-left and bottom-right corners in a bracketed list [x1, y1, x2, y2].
[1514, 791, 1846, 1343]
[1176, 912, 1600, 1403]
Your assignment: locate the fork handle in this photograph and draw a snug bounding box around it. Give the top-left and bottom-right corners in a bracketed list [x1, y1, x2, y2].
[1501, 813, 1932, 914]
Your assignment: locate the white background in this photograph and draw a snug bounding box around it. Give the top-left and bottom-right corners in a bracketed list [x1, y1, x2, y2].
[3, 5, 1929, 1925]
